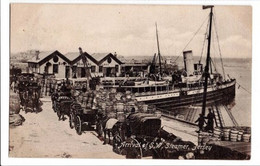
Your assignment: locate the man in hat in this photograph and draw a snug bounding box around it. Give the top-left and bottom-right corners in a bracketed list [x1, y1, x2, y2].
[205, 108, 215, 133]
[195, 114, 206, 132]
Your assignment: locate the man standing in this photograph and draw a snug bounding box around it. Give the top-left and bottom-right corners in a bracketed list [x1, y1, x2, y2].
[195, 114, 206, 132]
[205, 108, 215, 133]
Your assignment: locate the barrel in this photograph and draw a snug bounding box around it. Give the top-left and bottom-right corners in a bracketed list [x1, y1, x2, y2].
[83, 96, 88, 103]
[223, 128, 231, 141]
[106, 105, 114, 112]
[230, 129, 239, 142]
[74, 90, 80, 97]
[198, 132, 210, 145]
[101, 103, 106, 110]
[213, 128, 222, 139]
[202, 136, 210, 145]
[126, 94, 132, 100]
[116, 111, 125, 122]
[116, 103, 124, 112]
[237, 130, 244, 142]
[237, 134, 242, 142]
[111, 88, 117, 93]
[198, 134, 203, 145]
[121, 96, 126, 102]
[107, 112, 117, 119]
[243, 134, 250, 142]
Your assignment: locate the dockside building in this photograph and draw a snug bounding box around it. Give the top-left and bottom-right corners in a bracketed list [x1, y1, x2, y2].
[27, 50, 123, 78]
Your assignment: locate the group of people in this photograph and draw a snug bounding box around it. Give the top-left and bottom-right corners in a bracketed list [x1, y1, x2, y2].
[195, 108, 215, 133]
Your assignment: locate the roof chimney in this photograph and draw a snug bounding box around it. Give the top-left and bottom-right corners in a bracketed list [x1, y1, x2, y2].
[114, 52, 117, 58]
[35, 50, 40, 60]
[79, 47, 83, 55]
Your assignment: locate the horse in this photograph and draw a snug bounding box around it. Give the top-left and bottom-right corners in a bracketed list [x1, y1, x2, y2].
[22, 86, 40, 113]
[102, 118, 119, 145]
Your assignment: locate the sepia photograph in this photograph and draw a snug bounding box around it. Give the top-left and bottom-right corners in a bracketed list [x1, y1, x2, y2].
[8, 3, 251, 160]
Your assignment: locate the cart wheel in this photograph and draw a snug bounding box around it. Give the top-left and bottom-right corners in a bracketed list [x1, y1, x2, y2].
[69, 113, 75, 129]
[75, 115, 82, 135]
[125, 138, 142, 159]
[113, 134, 123, 154]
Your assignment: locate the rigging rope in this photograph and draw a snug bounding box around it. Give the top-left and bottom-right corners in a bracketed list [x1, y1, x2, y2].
[236, 81, 251, 94]
[211, 30, 218, 73]
[213, 11, 226, 80]
[173, 14, 210, 63]
[199, 17, 210, 63]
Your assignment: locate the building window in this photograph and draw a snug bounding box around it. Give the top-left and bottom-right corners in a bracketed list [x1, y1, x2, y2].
[81, 68, 86, 77]
[115, 65, 119, 72]
[91, 66, 96, 73]
[53, 64, 58, 73]
[99, 66, 103, 73]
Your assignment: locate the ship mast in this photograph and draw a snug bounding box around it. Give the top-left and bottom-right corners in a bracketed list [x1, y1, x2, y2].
[202, 5, 214, 116]
[155, 22, 162, 77]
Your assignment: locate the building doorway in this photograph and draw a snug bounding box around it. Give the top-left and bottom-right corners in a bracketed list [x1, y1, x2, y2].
[106, 67, 111, 77]
[65, 66, 70, 78]
[44, 62, 51, 74]
[81, 67, 86, 77]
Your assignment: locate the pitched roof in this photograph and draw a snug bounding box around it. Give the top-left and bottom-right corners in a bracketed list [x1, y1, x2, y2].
[27, 50, 70, 66]
[91, 53, 111, 61]
[64, 52, 81, 61]
[93, 53, 123, 65]
[27, 50, 124, 66]
[27, 51, 56, 63]
[71, 52, 98, 65]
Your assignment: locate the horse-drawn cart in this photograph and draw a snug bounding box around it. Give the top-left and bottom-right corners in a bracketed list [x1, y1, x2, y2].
[69, 102, 97, 135]
[110, 112, 196, 159]
[17, 74, 41, 113]
[55, 95, 74, 121]
[68, 89, 99, 135]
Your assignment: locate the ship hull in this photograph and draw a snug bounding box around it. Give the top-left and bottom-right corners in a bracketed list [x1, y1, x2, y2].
[136, 80, 236, 109]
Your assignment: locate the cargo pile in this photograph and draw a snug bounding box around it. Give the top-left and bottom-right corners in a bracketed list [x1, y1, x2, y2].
[198, 126, 251, 145]
[72, 87, 158, 120]
[221, 127, 251, 142]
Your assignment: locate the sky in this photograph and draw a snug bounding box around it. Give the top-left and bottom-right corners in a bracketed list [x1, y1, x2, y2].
[10, 4, 252, 58]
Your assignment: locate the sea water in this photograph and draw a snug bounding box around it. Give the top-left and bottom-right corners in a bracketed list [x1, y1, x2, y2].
[223, 58, 251, 126]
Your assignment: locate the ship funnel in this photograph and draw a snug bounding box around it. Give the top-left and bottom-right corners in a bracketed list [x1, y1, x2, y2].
[183, 50, 194, 76]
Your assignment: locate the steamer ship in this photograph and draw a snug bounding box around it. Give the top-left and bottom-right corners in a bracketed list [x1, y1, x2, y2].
[100, 6, 236, 111]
